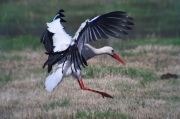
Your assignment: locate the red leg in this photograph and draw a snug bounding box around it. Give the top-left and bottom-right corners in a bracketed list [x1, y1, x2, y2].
[77, 79, 113, 98]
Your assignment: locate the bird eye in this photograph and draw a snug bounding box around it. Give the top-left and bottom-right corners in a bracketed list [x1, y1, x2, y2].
[112, 50, 114, 53]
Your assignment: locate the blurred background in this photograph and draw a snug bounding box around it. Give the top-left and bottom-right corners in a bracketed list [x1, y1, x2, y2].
[0, 1, 180, 118]
[0, 0, 179, 41]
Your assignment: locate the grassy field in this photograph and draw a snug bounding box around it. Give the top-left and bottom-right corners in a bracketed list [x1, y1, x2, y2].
[0, 0, 180, 118]
[1, 0, 180, 37]
[0, 37, 180, 119]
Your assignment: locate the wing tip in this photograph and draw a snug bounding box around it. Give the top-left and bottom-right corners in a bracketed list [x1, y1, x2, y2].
[127, 16, 133, 20]
[60, 9, 65, 12]
[53, 9, 66, 21]
[61, 18, 66, 22]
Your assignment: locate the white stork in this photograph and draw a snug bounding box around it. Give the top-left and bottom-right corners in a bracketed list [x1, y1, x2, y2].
[41, 9, 133, 98]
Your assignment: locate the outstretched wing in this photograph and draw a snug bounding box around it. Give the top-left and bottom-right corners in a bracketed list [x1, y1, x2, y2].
[40, 9, 70, 53]
[74, 11, 134, 53]
[41, 9, 75, 72]
[42, 10, 133, 73]
[67, 11, 133, 72]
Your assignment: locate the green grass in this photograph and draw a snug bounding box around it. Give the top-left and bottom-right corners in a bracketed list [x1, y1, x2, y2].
[0, 0, 180, 38]
[0, 40, 179, 118]
[120, 51, 147, 57]
[1, 0, 180, 53]
[167, 79, 180, 86]
[82, 66, 103, 78]
[115, 82, 135, 92]
[43, 99, 70, 111]
[94, 110, 127, 119]
[167, 96, 180, 104]
[75, 110, 127, 119]
[1, 35, 178, 55]
[0, 54, 23, 61]
[142, 90, 161, 99]
[9, 100, 20, 109]
[82, 66, 158, 85]
[120, 67, 158, 85]
[0, 2, 179, 116]
[0, 72, 13, 83]
[75, 111, 88, 118]
[0, 35, 43, 51]
[113, 38, 180, 50]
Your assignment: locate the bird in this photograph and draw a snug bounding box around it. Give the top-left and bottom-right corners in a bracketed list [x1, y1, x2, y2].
[41, 9, 133, 98]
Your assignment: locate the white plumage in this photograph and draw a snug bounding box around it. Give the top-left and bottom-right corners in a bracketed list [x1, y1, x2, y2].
[47, 18, 72, 52]
[41, 9, 133, 98]
[45, 67, 63, 92]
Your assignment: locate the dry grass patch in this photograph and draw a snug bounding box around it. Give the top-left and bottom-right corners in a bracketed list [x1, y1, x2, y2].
[0, 44, 180, 118]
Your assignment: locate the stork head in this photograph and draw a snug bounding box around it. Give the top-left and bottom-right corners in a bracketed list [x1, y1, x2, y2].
[104, 46, 125, 65]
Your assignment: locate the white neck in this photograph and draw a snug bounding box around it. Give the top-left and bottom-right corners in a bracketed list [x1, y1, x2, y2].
[82, 44, 112, 61]
[85, 44, 108, 55]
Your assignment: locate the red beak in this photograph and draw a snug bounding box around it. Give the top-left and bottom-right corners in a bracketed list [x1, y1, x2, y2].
[112, 53, 125, 65]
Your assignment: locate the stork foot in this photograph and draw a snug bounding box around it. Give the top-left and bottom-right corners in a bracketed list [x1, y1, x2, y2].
[78, 79, 113, 98]
[96, 91, 113, 98]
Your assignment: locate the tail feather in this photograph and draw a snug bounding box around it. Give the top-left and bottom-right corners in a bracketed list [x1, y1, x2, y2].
[45, 67, 63, 92]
